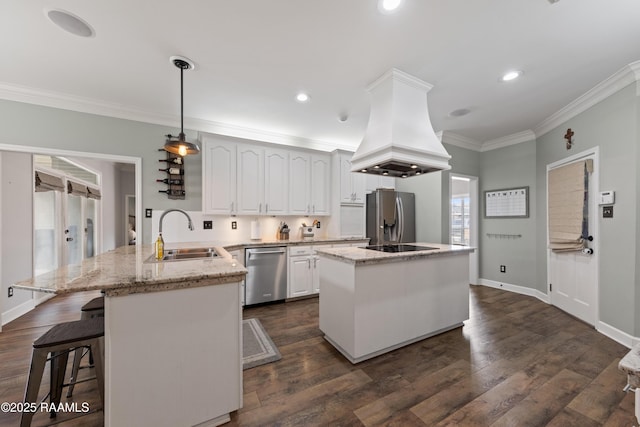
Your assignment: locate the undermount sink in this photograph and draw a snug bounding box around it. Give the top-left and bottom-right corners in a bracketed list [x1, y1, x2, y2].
[145, 247, 219, 263]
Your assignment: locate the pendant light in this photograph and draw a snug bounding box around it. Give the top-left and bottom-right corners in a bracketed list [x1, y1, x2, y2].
[164, 56, 200, 156]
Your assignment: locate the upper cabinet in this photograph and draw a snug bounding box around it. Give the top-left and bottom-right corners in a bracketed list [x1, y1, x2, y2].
[202, 134, 327, 216]
[202, 136, 237, 215]
[365, 174, 395, 194]
[236, 144, 290, 215]
[338, 152, 366, 205]
[289, 152, 330, 216]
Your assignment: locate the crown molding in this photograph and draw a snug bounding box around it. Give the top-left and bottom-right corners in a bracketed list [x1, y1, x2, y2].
[438, 131, 483, 152]
[533, 61, 640, 138]
[481, 130, 536, 152]
[0, 81, 351, 153]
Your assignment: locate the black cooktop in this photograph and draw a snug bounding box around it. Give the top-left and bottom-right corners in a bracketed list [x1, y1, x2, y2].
[365, 244, 438, 253]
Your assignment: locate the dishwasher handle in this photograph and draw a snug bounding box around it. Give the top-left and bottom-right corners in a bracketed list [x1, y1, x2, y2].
[246, 248, 286, 259]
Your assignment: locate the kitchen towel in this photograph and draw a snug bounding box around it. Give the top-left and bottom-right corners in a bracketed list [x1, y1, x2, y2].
[250, 220, 261, 240]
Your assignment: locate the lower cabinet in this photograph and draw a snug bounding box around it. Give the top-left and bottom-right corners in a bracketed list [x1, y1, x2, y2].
[288, 246, 313, 298]
[287, 245, 333, 297]
[228, 249, 245, 305]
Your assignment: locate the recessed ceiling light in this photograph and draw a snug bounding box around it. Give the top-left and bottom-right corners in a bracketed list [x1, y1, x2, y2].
[296, 92, 310, 103]
[500, 70, 523, 82]
[46, 9, 95, 37]
[378, 0, 403, 13]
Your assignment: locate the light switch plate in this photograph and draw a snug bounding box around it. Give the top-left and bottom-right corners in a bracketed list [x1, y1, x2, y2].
[145, 208, 152, 218]
[603, 205, 613, 218]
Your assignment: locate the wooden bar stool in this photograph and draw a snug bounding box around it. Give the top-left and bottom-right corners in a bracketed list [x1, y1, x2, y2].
[67, 296, 104, 398]
[21, 318, 104, 427]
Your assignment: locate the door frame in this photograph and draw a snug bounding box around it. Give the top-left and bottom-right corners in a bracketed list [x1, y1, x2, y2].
[546, 146, 600, 325]
[449, 173, 479, 285]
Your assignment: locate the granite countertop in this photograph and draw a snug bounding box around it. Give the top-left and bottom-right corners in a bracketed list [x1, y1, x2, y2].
[315, 243, 475, 265]
[220, 236, 368, 251]
[12, 237, 368, 297]
[619, 344, 640, 387]
[12, 244, 247, 297]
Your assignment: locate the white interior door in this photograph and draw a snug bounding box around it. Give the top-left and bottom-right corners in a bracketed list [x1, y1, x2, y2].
[547, 150, 598, 325]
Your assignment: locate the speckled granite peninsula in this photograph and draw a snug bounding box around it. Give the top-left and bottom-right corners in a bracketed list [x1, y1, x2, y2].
[14, 242, 247, 427]
[316, 243, 474, 363]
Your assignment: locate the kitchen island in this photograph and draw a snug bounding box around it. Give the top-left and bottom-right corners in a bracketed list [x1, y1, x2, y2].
[13, 243, 247, 427]
[315, 243, 473, 363]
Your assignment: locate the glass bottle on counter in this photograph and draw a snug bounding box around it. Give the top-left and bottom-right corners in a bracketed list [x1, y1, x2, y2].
[155, 233, 164, 260]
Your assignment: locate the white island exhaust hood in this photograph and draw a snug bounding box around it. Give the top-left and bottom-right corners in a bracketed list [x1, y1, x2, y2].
[350, 68, 451, 178]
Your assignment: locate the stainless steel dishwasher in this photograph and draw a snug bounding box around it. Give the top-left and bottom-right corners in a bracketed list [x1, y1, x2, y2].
[244, 246, 287, 305]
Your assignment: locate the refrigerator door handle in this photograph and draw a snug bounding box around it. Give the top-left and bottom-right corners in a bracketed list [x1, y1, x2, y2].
[397, 196, 405, 242]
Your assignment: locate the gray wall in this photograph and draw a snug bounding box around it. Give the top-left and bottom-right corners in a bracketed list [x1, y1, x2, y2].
[536, 83, 639, 335]
[479, 140, 537, 289]
[2, 152, 34, 314]
[0, 99, 203, 244]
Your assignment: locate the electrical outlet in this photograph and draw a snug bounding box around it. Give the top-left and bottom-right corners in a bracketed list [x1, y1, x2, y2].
[8, 287, 13, 297]
[231, 221, 237, 230]
[315, 221, 321, 228]
[203, 220, 213, 230]
[145, 208, 152, 218]
[500, 265, 506, 273]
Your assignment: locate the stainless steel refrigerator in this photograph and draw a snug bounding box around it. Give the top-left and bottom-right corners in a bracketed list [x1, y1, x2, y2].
[366, 189, 416, 245]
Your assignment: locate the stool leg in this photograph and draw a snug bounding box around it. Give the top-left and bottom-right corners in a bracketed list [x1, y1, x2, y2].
[91, 338, 105, 406]
[21, 348, 47, 427]
[49, 350, 69, 418]
[66, 346, 84, 398]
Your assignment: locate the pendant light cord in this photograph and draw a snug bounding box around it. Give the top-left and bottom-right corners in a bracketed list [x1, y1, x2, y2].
[180, 65, 184, 135]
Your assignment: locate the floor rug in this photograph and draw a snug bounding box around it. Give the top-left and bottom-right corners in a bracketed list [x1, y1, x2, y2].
[243, 318, 281, 370]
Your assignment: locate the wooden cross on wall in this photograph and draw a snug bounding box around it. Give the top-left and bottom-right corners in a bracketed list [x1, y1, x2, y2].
[564, 128, 574, 149]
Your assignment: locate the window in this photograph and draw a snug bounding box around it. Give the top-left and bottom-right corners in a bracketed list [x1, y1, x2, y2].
[451, 196, 470, 245]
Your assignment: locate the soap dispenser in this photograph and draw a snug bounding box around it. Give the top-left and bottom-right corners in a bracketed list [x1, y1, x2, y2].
[155, 233, 164, 260]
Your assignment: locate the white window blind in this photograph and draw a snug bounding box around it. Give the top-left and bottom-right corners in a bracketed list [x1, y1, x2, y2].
[548, 159, 593, 252]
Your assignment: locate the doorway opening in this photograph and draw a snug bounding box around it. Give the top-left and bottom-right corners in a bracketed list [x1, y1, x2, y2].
[449, 174, 479, 285]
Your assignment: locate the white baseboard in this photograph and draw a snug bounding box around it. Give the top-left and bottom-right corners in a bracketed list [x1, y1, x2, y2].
[477, 278, 549, 303]
[477, 278, 637, 349]
[2, 298, 35, 326]
[597, 320, 637, 349]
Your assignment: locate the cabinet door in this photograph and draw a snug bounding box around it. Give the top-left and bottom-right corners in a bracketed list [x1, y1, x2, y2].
[264, 149, 289, 215]
[289, 153, 311, 215]
[203, 139, 237, 214]
[339, 154, 365, 205]
[288, 256, 313, 297]
[312, 256, 321, 294]
[310, 155, 330, 215]
[339, 155, 355, 203]
[237, 144, 264, 215]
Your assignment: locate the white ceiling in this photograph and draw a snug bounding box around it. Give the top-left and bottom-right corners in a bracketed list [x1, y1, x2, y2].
[1, 0, 640, 151]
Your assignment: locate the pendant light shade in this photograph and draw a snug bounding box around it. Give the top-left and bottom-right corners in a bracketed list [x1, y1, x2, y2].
[164, 56, 200, 156]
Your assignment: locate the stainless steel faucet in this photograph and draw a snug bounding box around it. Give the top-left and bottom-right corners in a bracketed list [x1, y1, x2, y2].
[158, 209, 195, 233]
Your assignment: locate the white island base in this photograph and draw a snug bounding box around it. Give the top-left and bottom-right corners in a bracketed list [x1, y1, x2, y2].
[318, 246, 470, 364]
[105, 281, 242, 427]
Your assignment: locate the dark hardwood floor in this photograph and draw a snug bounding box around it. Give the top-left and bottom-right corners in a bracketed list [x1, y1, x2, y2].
[0, 286, 635, 426]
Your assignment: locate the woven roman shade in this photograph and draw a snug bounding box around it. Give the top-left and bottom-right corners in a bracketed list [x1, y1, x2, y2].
[87, 187, 102, 200]
[67, 180, 88, 197]
[548, 159, 593, 252]
[35, 171, 65, 192]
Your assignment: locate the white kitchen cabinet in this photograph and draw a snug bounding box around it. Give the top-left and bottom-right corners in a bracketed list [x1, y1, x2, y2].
[237, 144, 263, 215]
[236, 144, 289, 216]
[339, 152, 366, 205]
[202, 136, 237, 215]
[228, 249, 245, 306]
[366, 174, 395, 194]
[264, 148, 289, 215]
[311, 245, 331, 294]
[288, 246, 313, 297]
[289, 151, 330, 216]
